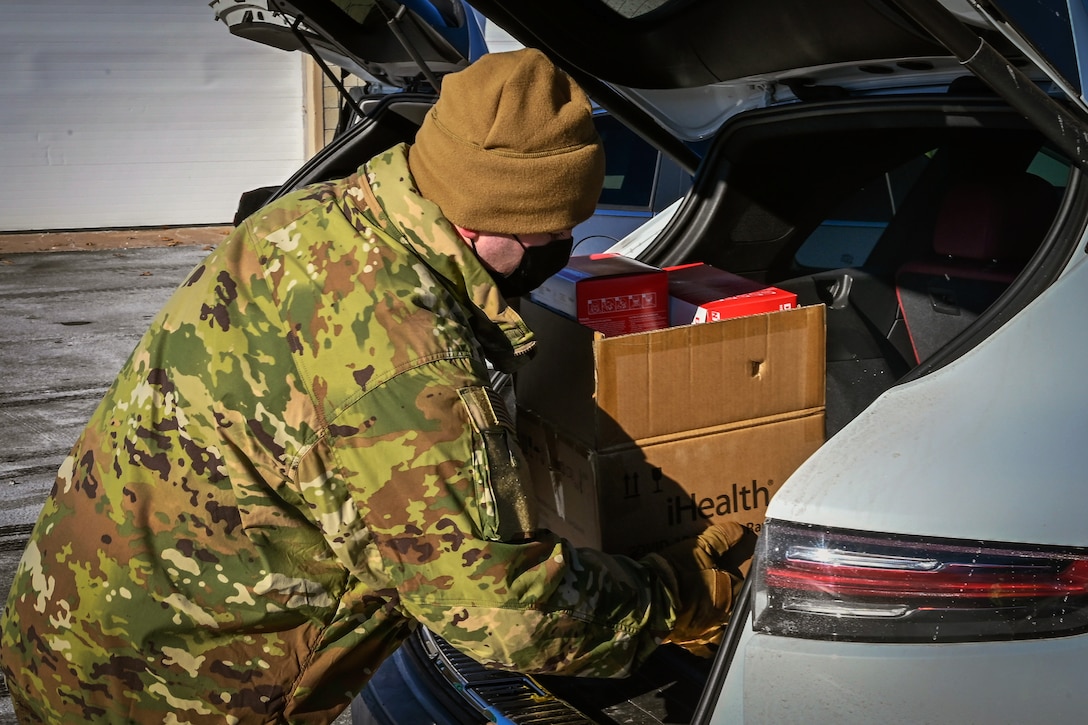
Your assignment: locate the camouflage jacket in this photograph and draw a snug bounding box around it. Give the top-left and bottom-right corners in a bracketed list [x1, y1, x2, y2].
[0, 144, 680, 724]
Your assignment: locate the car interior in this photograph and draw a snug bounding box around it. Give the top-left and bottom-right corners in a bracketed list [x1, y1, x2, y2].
[638, 95, 1069, 437]
[249, 86, 1072, 724]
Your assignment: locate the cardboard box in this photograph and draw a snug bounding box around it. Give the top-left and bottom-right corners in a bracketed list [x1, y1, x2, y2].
[515, 300, 827, 555]
[518, 408, 825, 557]
[529, 254, 668, 336]
[667, 263, 798, 326]
[517, 300, 826, 449]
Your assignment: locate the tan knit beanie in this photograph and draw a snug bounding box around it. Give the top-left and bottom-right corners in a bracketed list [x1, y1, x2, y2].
[409, 48, 605, 234]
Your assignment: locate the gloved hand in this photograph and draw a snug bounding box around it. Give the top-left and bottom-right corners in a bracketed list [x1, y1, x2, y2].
[648, 522, 748, 655]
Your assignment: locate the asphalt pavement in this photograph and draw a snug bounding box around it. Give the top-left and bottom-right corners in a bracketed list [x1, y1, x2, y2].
[0, 242, 214, 722]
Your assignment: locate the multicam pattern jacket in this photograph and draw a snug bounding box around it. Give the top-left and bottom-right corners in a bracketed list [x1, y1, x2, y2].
[0, 144, 680, 723]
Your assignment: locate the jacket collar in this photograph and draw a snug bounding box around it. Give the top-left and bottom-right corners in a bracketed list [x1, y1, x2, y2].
[347, 144, 536, 372]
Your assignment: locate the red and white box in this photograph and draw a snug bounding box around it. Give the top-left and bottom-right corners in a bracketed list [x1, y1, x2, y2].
[666, 263, 797, 326]
[530, 254, 668, 336]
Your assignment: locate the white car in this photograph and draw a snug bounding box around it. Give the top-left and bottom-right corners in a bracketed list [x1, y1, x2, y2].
[215, 1, 1088, 722]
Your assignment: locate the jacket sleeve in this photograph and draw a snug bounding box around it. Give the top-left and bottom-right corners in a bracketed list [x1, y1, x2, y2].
[297, 356, 681, 678]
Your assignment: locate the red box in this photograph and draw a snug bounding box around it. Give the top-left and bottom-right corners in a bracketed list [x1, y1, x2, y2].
[666, 263, 797, 326]
[529, 254, 668, 336]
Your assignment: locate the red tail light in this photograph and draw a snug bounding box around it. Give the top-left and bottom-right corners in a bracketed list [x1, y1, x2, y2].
[752, 520, 1088, 642]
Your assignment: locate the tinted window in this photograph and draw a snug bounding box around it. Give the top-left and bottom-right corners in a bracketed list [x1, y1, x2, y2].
[993, 0, 1079, 95]
[1026, 147, 1072, 188]
[794, 147, 1070, 271]
[593, 114, 660, 209]
[795, 155, 927, 269]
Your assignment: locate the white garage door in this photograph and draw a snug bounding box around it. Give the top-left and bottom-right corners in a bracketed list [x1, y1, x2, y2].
[1, 0, 307, 232]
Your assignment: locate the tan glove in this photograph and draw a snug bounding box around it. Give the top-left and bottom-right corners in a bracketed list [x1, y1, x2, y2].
[649, 522, 749, 656]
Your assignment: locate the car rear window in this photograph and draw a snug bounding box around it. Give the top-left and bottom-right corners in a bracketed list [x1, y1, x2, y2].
[794, 147, 1070, 271]
[594, 113, 661, 209]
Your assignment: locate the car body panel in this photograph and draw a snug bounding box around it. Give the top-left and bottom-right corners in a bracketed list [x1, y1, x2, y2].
[766, 239, 1088, 546]
[710, 620, 1088, 724]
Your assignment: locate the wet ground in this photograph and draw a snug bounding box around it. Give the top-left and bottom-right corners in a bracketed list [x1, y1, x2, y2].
[0, 228, 352, 723]
[0, 232, 219, 722]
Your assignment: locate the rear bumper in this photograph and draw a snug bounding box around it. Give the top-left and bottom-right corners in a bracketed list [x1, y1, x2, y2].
[712, 621, 1088, 723]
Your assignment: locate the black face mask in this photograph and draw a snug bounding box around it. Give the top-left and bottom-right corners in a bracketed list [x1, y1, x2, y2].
[495, 236, 573, 299]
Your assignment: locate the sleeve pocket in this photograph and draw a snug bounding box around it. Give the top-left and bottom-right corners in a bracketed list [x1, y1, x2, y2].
[457, 386, 538, 542]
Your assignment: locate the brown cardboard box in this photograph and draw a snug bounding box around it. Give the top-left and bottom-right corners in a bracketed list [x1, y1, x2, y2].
[517, 300, 826, 449]
[515, 299, 827, 556]
[518, 408, 825, 557]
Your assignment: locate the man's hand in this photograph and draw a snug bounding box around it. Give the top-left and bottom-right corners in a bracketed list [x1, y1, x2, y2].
[650, 522, 748, 655]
